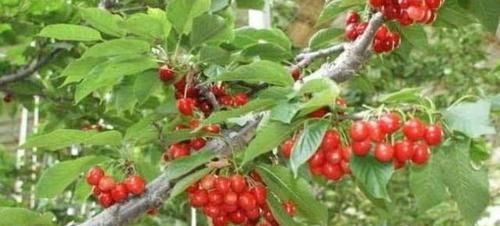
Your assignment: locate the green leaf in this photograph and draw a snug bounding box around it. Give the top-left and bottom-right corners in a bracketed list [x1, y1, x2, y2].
[242, 120, 302, 166]
[134, 71, 162, 104]
[125, 13, 169, 40]
[232, 27, 291, 50]
[38, 24, 102, 41]
[36, 156, 108, 198]
[112, 78, 137, 112]
[61, 57, 105, 85]
[266, 192, 300, 226]
[379, 88, 421, 103]
[213, 61, 294, 87]
[308, 28, 343, 49]
[164, 129, 206, 145]
[191, 13, 234, 46]
[435, 139, 490, 224]
[82, 39, 150, 58]
[257, 164, 328, 226]
[460, 0, 500, 33]
[211, 0, 231, 12]
[0, 207, 55, 226]
[488, 94, 500, 112]
[203, 99, 276, 124]
[23, 129, 122, 150]
[168, 168, 210, 200]
[75, 55, 157, 102]
[298, 78, 340, 116]
[394, 25, 427, 50]
[235, 0, 265, 9]
[350, 155, 394, 200]
[270, 102, 301, 124]
[80, 7, 124, 37]
[73, 179, 92, 203]
[443, 100, 496, 138]
[165, 151, 215, 179]
[167, 0, 211, 34]
[434, 0, 477, 28]
[409, 160, 448, 212]
[317, 0, 364, 25]
[125, 115, 157, 143]
[199, 46, 231, 65]
[290, 120, 329, 176]
[241, 43, 292, 62]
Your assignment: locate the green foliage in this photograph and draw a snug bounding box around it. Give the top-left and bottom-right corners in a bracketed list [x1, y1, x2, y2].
[0, 208, 55, 226]
[212, 61, 294, 87]
[290, 120, 328, 176]
[443, 100, 496, 138]
[23, 129, 122, 151]
[350, 155, 394, 200]
[38, 24, 102, 41]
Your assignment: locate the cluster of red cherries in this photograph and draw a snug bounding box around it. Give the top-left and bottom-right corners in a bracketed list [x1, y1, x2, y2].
[187, 173, 296, 226]
[369, 0, 444, 25]
[158, 65, 249, 117]
[163, 119, 221, 160]
[349, 113, 443, 167]
[281, 130, 352, 181]
[345, 12, 401, 54]
[86, 166, 146, 208]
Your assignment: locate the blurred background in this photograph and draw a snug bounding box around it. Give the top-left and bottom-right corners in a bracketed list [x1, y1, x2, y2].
[0, 0, 499, 225]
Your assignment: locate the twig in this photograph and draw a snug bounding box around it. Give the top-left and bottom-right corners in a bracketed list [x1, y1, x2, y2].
[196, 84, 220, 110]
[294, 43, 346, 69]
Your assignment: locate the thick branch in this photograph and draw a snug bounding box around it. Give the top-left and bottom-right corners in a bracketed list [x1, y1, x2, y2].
[0, 49, 64, 86]
[77, 119, 260, 226]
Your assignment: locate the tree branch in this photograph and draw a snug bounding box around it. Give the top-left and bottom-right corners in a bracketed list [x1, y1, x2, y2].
[77, 12, 386, 226]
[294, 43, 346, 69]
[0, 49, 64, 86]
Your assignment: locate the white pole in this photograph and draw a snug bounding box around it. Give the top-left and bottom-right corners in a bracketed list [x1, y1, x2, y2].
[248, 1, 272, 29]
[14, 107, 29, 203]
[30, 96, 40, 208]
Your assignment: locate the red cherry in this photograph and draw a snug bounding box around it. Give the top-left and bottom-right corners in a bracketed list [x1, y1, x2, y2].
[341, 146, 352, 160]
[230, 174, 247, 193]
[245, 208, 261, 220]
[425, 11, 437, 24]
[374, 143, 394, 163]
[283, 201, 297, 216]
[216, 177, 232, 193]
[280, 138, 295, 158]
[98, 176, 116, 192]
[309, 164, 323, 176]
[189, 190, 208, 207]
[204, 124, 221, 134]
[187, 182, 199, 193]
[350, 121, 369, 141]
[424, 124, 443, 146]
[394, 160, 405, 169]
[111, 183, 129, 203]
[412, 142, 430, 165]
[233, 93, 249, 106]
[249, 185, 267, 205]
[177, 98, 195, 116]
[378, 113, 401, 134]
[98, 192, 115, 208]
[200, 175, 216, 190]
[211, 85, 226, 97]
[324, 149, 342, 164]
[263, 211, 277, 223]
[208, 191, 224, 205]
[407, 6, 426, 21]
[398, 10, 415, 26]
[340, 160, 351, 174]
[221, 204, 238, 213]
[230, 210, 248, 224]
[403, 118, 426, 141]
[174, 77, 187, 92]
[345, 23, 359, 41]
[321, 130, 341, 151]
[367, 121, 385, 142]
[322, 163, 344, 181]
[290, 67, 301, 80]
[124, 175, 146, 195]
[213, 215, 229, 226]
[169, 143, 190, 159]
[190, 137, 207, 150]
[394, 140, 415, 162]
[199, 101, 213, 115]
[425, 0, 442, 10]
[373, 39, 385, 53]
[203, 204, 221, 218]
[388, 32, 401, 49]
[369, 0, 384, 7]
[355, 22, 368, 36]
[308, 150, 325, 167]
[92, 186, 102, 196]
[375, 25, 389, 40]
[346, 11, 360, 25]
[86, 166, 105, 186]
[238, 192, 257, 211]
[308, 107, 329, 118]
[219, 95, 234, 106]
[3, 94, 13, 103]
[250, 171, 263, 183]
[159, 65, 175, 82]
[352, 140, 372, 156]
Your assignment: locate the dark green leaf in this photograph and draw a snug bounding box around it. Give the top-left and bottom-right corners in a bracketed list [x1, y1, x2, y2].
[241, 43, 292, 62]
[409, 161, 448, 212]
[134, 71, 162, 104]
[82, 39, 150, 58]
[213, 61, 294, 87]
[165, 151, 215, 179]
[23, 129, 122, 150]
[266, 192, 300, 226]
[203, 99, 276, 125]
[168, 168, 210, 200]
[199, 46, 231, 65]
[350, 155, 394, 200]
[191, 14, 234, 46]
[460, 0, 500, 33]
[167, 0, 211, 34]
[317, 0, 364, 25]
[38, 24, 102, 41]
[235, 0, 265, 9]
[290, 120, 329, 176]
[232, 27, 291, 50]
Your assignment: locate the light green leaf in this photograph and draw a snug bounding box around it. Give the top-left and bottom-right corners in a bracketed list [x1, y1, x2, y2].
[38, 24, 102, 41]
[443, 100, 496, 138]
[36, 156, 108, 198]
[235, 0, 265, 9]
[298, 78, 340, 116]
[125, 115, 157, 143]
[213, 61, 294, 87]
[0, 208, 55, 226]
[203, 99, 276, 125]
[199, 45, 231, 65]
[395, 25, 427, 49]
[23, 129, 122, 150]
[82, 39, 150, 58]
[308, 28, 343, 49]
[165, 151, 215, 179]
[80, 7, 124, 37]
[167, 0, 211, 34]
[211, 0, 231, 12]
[434, 0, 477, 28]
[270, 102, 301, 124]
[112, 77, 137, 112]
[409, 160, 448, 212]
[257, 164, 328, 226]
[168, 168, 210, 200]
[266, 193, 300, 226]
[164, 129, 206, 145]
[290, 120, 329, 176]
[73, 179, 92, 203]
[134, 71, 162, 104]
[125, 13, 168, 40]
[233, 27, 291, 50]
[191, 13, 234, 46]
[242, 120, 302, 166]
[461, 0, 500, 33]
[350, 155, 394, 200]
[379, 88, 421, 103]
[241, 43, 292, 62]
[61, 57, 106, 85]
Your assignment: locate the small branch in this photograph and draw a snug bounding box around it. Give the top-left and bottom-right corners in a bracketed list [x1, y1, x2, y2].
[197, 84, 220, 110]
[294, 43, 346, 69]
[0, 49, 64, 86]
